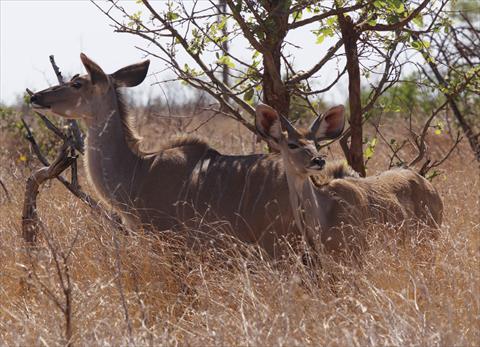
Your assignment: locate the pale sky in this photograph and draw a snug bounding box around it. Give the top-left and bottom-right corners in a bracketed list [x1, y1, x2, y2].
[1, 0, 347, 106]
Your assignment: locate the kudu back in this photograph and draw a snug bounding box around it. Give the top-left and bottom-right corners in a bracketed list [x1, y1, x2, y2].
[255, 104, 444, 255]
[31, 53, 299, 257]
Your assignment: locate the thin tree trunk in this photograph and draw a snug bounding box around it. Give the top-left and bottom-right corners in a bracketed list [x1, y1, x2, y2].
[262, 0, 290, 116]
[339, 14, 366, 176]
[218, 0, 229, 87]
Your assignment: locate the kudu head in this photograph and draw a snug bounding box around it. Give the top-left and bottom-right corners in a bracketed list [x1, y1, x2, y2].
[255, 103, 345, 176]
[30, 53, 150, 125]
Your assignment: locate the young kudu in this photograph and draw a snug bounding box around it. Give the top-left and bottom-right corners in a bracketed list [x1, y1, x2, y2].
[31, 53, 301, 257]
[255, 104, 443, 256]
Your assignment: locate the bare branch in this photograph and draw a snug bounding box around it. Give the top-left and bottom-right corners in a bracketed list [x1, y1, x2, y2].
[287, 39, 344, 86]
[288, 2, 372, 30]
[359, 0, 430, 32]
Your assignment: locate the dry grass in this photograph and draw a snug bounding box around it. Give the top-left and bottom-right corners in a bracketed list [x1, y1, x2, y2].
[0, 114, 478, 346]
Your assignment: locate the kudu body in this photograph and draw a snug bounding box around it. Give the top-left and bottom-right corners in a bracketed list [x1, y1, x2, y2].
[31, 54, 298, 257]
[255, 104, 443, 255]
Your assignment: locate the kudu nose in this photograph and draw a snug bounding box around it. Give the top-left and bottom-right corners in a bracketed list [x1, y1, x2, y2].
[311, 157, 326, 169]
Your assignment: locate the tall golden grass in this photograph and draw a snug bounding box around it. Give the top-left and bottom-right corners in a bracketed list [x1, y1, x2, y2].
[0, 114, 478, 346]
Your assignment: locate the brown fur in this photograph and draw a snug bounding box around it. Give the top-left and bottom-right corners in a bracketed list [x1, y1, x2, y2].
[116, 89, 212, 156]
[287, 164, 444, 256]
[310, 161, 359, 186]
[254, 104, 444, 256]
[31, 58, 300, 258]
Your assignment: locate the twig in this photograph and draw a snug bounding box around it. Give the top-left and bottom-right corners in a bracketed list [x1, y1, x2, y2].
[186, 111, 219, 134]
[26, 221, 78, 346]
[33, 111, 68, 141]
[49, 55, 85, 153]
[0, 178, 11, 203]
[408, 102, 447, 167]
[419, 132, 463, 177]
[112, 231, 134, 345]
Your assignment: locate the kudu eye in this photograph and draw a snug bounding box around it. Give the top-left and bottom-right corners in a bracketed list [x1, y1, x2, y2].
[72, 81, 82, 89]
[287, 143, 299, 150]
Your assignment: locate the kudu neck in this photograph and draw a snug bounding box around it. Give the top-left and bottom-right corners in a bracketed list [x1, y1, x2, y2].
[281, 153, 329, 241]
[86, 89, 140, 159]
[84, 90, 142, 205]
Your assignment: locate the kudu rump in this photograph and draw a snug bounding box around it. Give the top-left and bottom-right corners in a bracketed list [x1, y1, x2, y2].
[255, 104, 443, 255]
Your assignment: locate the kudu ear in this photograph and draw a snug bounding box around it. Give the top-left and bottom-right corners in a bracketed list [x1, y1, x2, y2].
[80, 53, 108, 87]
[309, 105, 345, 142]
[110, 60, 150, 87]
[255, 104, 284, 146]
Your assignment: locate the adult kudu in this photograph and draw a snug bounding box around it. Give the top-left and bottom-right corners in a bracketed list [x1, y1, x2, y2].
[31, 53, 301, 257]
[255, 103, 443, 256]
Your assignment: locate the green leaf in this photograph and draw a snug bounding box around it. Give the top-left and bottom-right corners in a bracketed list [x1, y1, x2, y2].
[217, 55, 235, 68]
[292, 10, 303, 21]
[166, 11, 179, 21]
[217, 16, 227, 30]
[23, 93, 31, 104]
[364, 138, 377, 160]
[434, 120, 444, 135]
[411, 40, 422, 50]
[412, 14, 424, 27]
[326, 16, 336, 26]
[316, 34, 325, 44]
[244, 87, 254, 102]
[364, 146, 374, 160]
[426, 169, 441, 181]
[394, 3, 405, 14]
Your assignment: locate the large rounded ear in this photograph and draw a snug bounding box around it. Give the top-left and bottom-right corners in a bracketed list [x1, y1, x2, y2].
[255, 104, 283, 145]
[80, 53, 108, 87]
[110, 60, 150, 87]
[309, 105, 345, 142]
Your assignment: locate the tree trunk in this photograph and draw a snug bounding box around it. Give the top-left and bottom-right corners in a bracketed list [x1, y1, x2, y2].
[338, 14, 366, 176]
[262, 0, 290, 116]
[263, 45, 290, 114]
